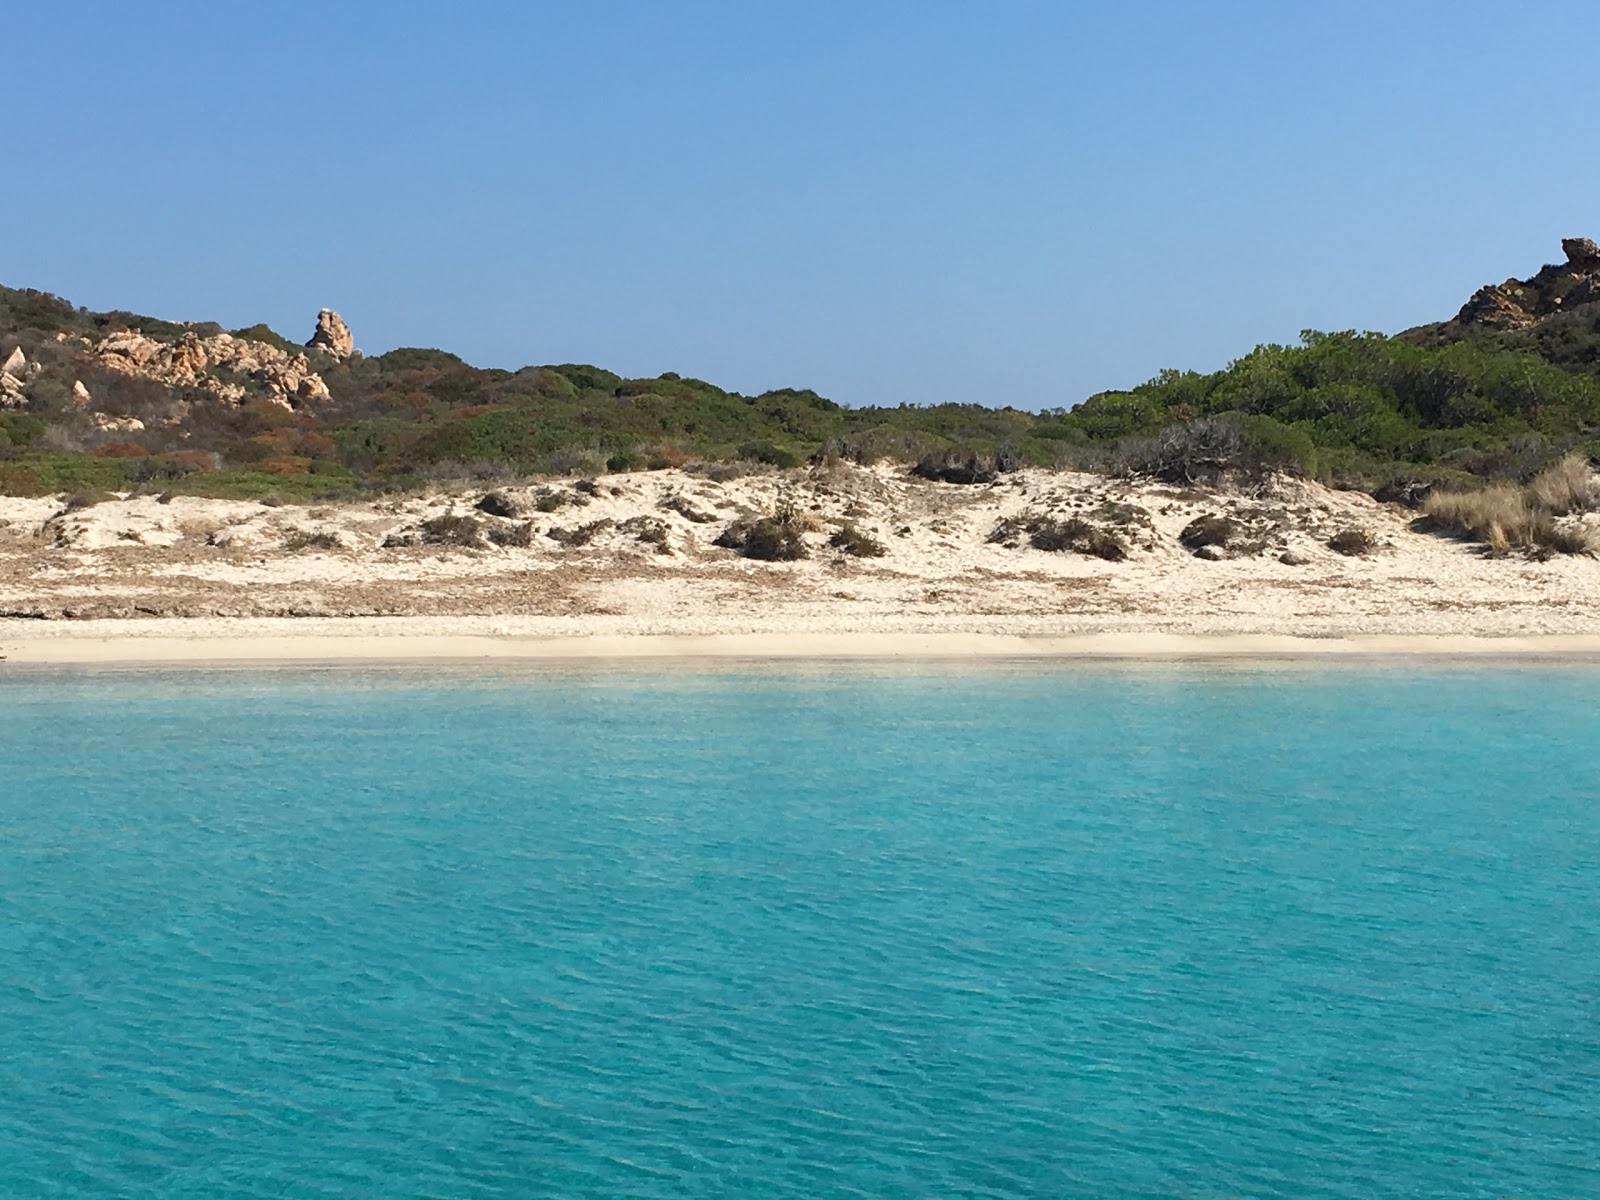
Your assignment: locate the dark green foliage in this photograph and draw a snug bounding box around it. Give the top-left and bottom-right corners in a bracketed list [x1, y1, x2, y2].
[550, 364, 622, 393]
[0, 289, 84, 334]
[0, 414, 47, 449]
[1075, 331, 1600, 486]
[12, 280, 1600, 499]
[373, 347, 467, 371]
[231, 324, 297, 355]
[736, 440, 804, 469]
[912, 446, 1020, 484]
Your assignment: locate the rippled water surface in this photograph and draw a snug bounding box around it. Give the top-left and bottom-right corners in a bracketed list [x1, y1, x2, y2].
[2, 662, 1598, 1197]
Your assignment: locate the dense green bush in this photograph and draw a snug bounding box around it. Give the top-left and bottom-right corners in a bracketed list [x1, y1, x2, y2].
[11, 281, 1600, 497]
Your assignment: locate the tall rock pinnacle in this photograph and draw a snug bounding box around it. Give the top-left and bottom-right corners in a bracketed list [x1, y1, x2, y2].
[307, 308, 355, 359]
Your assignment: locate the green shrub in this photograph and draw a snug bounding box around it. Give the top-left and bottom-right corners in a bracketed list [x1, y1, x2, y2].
[714, 501, 814, 560]
[374, 347, 466, 371]
[230, 324, 297, 354]
[736, 440, 804, 469]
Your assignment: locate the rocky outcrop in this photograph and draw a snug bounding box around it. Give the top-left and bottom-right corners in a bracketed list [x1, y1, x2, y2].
[1432, 236, 1600, 336]
[1562, 237, 1600, 271]
[92, 327, 331, 410]
[0, 345, 41, 409]
[307, 309, 355, 359]
[91, 412, 145, 433]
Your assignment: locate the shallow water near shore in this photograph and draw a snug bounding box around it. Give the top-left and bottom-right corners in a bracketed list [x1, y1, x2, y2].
[3, 664, 1598, 1198]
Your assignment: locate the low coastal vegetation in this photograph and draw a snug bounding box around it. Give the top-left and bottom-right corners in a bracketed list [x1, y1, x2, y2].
[6, 239, 1600, 549]
[1422, 455, 1600, 557]
[714, 500, 817, 561]
[988, 513, 1128, 561]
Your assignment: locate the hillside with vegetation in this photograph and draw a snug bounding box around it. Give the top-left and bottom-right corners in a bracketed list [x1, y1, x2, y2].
[5, 237, 1600, 501]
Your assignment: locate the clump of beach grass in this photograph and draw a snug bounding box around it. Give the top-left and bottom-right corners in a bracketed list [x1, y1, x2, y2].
[1529, 453, 1600, 515]
[1423, 459, 1600, 557]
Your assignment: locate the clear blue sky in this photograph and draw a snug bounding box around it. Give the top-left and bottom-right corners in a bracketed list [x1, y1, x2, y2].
[5, 2, 1596, 408]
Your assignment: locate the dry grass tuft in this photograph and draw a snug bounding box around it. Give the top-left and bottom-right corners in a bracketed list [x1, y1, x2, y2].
[1529, 454, 1600, 516]
[1542, 521, 1600, 557]
[1423, 476, 1598, 557]
[1424, 485, 1540, 551]
[281, 528, 343, 552]
[827, 523, 888, 558]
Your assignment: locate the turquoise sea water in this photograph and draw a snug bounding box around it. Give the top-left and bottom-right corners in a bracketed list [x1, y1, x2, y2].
[2, 663, 1597, 1198]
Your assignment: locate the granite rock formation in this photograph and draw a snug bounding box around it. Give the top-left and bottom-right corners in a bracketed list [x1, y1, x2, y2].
[1443, 237, 1600, 334]
[92, 327, 331, 410]
[307, 309, 355, 359]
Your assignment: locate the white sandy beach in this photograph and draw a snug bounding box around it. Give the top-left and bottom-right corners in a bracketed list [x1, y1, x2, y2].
[3, 462, 1599, 665]
[7, 619, 1600, 667]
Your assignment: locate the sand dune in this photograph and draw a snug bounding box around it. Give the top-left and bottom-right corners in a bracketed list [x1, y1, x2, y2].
[2, 463, 1598, 663]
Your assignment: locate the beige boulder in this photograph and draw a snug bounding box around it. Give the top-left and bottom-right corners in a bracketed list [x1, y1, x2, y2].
[92, 413, 145, 433]
[0, 346, 33, 408]
[91, 327, 331, 411]
[307, 309, 355, 359]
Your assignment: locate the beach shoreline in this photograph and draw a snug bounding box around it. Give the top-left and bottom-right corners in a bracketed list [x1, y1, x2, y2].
[7, 619, 1600, 667]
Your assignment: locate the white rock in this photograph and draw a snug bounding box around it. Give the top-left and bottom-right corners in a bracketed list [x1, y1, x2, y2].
[91, 413, 145, 433]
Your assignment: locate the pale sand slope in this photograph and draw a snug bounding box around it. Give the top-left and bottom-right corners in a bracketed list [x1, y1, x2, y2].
[2, 462, 1598, 664]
